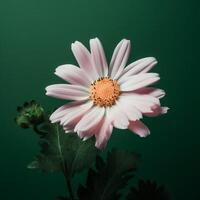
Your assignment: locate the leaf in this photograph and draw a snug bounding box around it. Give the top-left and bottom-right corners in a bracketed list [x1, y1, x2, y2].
[55, 196, 70, 200]
[126, 179, 170, 200]
[77, 149, 139, 200]
[28, 122, 98, 178]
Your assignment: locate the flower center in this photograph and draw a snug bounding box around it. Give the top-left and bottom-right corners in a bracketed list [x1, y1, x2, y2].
[89, 77, 120, 107]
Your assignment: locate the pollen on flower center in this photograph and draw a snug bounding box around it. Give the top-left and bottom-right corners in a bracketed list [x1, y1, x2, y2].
[89, 77, 120, 107]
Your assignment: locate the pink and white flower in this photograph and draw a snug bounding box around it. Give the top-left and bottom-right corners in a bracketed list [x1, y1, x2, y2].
[46, 38, 168, 149]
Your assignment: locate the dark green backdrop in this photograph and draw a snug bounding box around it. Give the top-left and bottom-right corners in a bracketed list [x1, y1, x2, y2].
[0, 0, 199, 199]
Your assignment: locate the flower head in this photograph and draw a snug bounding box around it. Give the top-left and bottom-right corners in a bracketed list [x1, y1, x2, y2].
[46, 38, 168, 149]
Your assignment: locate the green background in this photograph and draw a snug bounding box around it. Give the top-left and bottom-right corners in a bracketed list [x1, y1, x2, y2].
[0, 0, 199, 199]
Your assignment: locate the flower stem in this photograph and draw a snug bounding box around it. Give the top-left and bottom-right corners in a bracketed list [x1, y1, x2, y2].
[55, 124, 75, 200]
[64, 174, 74, 200]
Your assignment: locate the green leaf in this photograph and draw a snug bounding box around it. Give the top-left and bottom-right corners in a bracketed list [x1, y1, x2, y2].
[28, 122, 98, 178]
[126, 179, 170, 200]
[77, 149, 139, 200]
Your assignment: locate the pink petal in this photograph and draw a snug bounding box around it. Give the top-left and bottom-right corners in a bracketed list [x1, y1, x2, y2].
[109, 39, 131, 80]
[78, 119, 102, 140]
[116, 96, 143, 121]
[128, 120, 150, 137]
[55, 64, 90, 86]
[144, 105, 169, 117]
[71, 41, 98, 81]
[95, 117, 113, 149]
[134, 87, 165, 99]
[74, 106, 105, 132]
[120, 73, 160, 91]
[118, 57, 157, 83]
[50, 101, 84, 123]
[90, 38, 108, 77]
[63, 126, 72, 133]
[107, 105, 129, 129]
[60, 101, 93, 126]
[45, 84, 89, 101]
[121, 93, 160, 113]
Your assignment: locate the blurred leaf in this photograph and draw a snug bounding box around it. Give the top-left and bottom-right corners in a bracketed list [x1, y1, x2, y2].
[28, 123, 98, 178]
[56, 196, 70, 200]
[77, 149, 139, 200]
[126, 179, 170, 200]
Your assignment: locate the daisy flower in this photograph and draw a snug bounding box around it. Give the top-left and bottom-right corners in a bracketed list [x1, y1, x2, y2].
[45, 38, 168, 149]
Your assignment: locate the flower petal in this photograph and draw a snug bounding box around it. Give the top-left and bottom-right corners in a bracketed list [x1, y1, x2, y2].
[74, 106, 105, 132]
[118, 57, 157, 83]
[50, 101, 85, 123]
[95, 117, 113, 149]
[107, 105, 129, 129]
[144, 105, 169, 117]
[134, 87, 165, 99]
[78, 125, 97, 140]
[45, 84, 89, 101]
[121, 93, 160, 113]
[60, 101, 93, 128]
[128, 120, 150, 137]
[109, 39, 131, 80]
[116, 96, 142, 121]
[55, 64, 90, 86]
[90, 38, 108, 77]
[120, 73, 160, 91]
[71, 41, 98, 81]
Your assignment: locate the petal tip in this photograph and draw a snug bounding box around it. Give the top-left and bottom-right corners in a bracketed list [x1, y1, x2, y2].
[162, 107, 170, 114]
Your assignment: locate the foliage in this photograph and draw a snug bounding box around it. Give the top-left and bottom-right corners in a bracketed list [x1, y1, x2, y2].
[28, 122, 98, 178]
[126, 179, 170, 200]
[15, 101, 170, 200]
[77, 149, 139, 200]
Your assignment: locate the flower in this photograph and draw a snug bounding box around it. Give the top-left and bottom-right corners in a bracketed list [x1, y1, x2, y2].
[46, 38, 168, 149]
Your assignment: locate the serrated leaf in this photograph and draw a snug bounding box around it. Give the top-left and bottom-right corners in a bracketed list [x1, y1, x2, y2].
[29, 122, 98, 178]
[126, 179, 170, 200]
[78, 149, 139, 200]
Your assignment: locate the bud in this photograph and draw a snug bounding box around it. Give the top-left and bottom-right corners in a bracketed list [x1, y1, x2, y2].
[15, 100, 45, 128]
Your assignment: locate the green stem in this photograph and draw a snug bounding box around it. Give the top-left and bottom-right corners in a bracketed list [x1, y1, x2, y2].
[64, 174, 74, 200]
[55, 124, 74, 200]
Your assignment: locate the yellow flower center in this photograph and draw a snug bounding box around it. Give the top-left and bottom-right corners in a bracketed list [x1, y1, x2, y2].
[89, 77, 120, 107]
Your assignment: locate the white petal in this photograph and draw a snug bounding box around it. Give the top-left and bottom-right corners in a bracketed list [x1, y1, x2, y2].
[128, 120, 150, 137]
[109, 39, 131, 80]
[71, 41, 98, 81]
[55, 64, 90, 86]
[118, 57, 157, 83]
[45, 84, 89, 101]
[90, 38, 108, 77]
[120, 73, 160, 91]
[74, 106, 105, 132]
